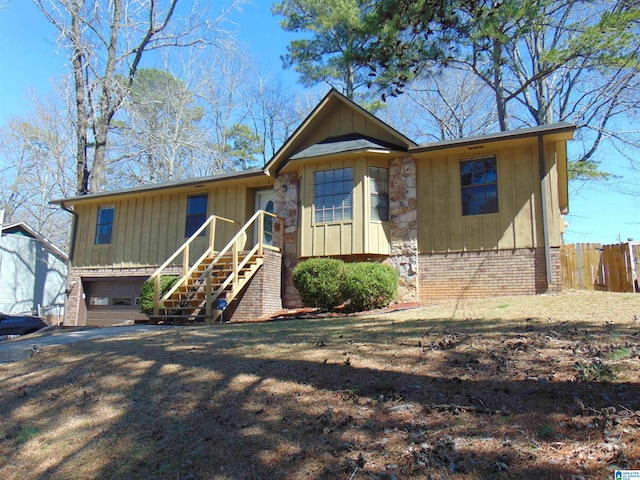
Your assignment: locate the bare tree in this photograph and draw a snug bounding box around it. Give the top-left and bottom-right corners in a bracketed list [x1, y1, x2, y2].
[0, 93, 75, 248]
[33, 0, 245, 194]
[244, 70, 309, 164]
[443, 1, 640, 173]
[111, 67, 206, 185]
[380, 68, 497, 143]
[195, 42, 254, 175]
[499, 1, 640, 169]
[105, 41, 311, 182]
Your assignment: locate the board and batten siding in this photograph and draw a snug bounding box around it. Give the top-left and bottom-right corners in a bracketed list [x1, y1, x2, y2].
[324, 102, 407, 145]
[277, 102, 411, 170]
[297, 156, 391, 258]
[415, 138, 565, 253]
[72, 179, 272, 268]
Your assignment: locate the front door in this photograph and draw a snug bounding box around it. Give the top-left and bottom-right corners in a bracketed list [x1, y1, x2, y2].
[255, 189, 275, 246]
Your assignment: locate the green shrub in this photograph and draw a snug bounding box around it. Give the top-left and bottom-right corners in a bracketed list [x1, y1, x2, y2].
[139, 275, 181, 314]
[292, 258, 345, 311]
[340, 262, 398, 312]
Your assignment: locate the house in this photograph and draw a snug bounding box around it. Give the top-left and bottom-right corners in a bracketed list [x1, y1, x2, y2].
[52, 89, 574, 326]
[0, 222, 68, 324]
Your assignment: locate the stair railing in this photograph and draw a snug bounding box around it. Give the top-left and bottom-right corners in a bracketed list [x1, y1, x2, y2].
[149, 210, 283, 319]
[148, 214, 238, 316]
[193, 210, 283, 317]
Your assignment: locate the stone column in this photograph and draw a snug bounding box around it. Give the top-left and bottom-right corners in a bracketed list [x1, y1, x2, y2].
[386, 156, 419, 302]
[274, 172, 302, 308]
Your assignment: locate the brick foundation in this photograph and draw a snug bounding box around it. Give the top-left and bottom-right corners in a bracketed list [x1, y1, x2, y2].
[224, 251, 283, 322]
[418, 247, 562, 301]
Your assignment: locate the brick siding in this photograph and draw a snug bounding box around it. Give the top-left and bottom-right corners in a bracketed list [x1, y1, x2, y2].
[223, 251, 283, 322]
[64, 270, 83, 326]
[418, 247, 562, 301]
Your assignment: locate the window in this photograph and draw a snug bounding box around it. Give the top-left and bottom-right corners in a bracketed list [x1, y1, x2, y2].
[185, 194, 208, 237]
[95, 205, 114, 244]
[112, 298, 132, 306]
[370, 166, 389, 222]
[264, 199, 274, 244]
[460, 156, 498, 216]
[89, 296, 109, 306]
[314, 168, 353, 223]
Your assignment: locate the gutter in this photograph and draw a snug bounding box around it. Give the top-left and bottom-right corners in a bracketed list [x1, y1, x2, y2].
[538, 134, 553, 289]
[411, 122, 575, 154]
[59, 201, 79, 327]
[51, 168, 266, 205]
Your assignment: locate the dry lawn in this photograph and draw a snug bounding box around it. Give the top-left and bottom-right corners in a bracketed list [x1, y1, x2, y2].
[1, 290, 639, 479]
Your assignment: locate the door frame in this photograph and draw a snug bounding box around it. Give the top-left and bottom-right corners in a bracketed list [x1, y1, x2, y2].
[255, 189, 275, 246]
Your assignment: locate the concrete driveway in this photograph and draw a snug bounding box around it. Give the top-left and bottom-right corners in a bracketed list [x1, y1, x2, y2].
[0, 325, 170, 363]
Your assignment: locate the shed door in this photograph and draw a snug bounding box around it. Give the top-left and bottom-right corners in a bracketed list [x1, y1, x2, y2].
[85, 279, 147, 326]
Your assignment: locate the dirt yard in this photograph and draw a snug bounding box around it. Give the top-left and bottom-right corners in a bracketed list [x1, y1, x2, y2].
[1, 291, 639, 479]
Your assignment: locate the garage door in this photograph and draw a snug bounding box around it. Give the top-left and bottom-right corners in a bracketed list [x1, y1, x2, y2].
[85, 279, 148, 326]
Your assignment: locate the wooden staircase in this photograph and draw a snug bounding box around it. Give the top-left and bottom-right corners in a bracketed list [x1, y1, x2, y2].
[160, 252, 263, 322]
[147, 210, 281, 324]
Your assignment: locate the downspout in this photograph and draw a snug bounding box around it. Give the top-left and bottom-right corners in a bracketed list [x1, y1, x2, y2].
[61, 202, 78, 264]
[60, 202, 79, 324]
[538, 134, 553, 289]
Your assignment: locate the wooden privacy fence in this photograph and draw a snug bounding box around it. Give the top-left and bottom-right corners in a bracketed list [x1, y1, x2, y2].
[561, 242, 640, 293]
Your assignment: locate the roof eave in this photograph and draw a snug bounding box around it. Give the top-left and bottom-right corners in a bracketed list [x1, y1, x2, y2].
[410, 122, 576, 155]
[290, 147, 404, 162]
[1, 221, 69, 261]
[51, 168, 267, 205]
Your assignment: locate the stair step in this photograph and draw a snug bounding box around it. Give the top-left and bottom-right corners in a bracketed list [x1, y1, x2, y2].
[164, 306, 205, 312]
[164, 298, 204, 307]
[181, 273, 254, 289]
[178, 284, 235, 294]
[196, 263, 257, 273]
[190, 267, 256, 281]
[186, 273, 251, 284]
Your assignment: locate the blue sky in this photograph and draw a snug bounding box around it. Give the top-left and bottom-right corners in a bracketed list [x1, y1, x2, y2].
[0, 1, 638, 244]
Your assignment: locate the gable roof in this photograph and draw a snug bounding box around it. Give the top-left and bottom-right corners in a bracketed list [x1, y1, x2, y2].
[290, 133, 408, 161]
[265, 89, 417, 175]
[1, 222, 68, 262]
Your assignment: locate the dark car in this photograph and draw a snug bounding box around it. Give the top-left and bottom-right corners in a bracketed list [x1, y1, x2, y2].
[0, 313, 47, 336]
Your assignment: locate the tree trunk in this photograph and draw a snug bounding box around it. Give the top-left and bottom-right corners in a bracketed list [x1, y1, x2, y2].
[530, 29, 553, 126]
[345, 61, 355, 100]
[70, 1, 90, 195]
[492, 38, 509, 131]
[89, 0, 121, 193]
